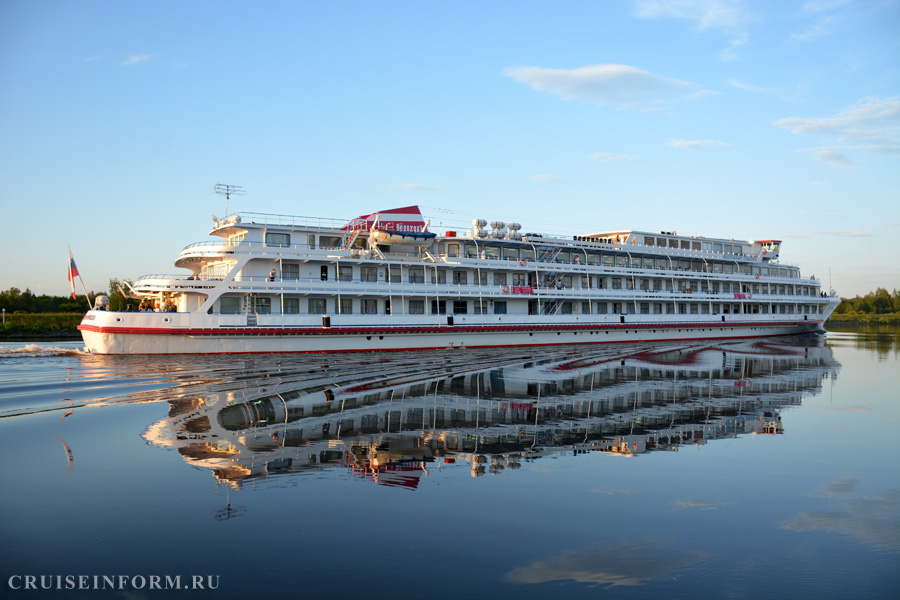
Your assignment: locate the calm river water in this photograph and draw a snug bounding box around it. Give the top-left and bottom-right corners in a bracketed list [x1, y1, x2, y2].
[1, 330, 898, 599]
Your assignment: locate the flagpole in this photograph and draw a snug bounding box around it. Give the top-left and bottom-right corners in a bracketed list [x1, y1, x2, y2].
[68, 245, 93, 311]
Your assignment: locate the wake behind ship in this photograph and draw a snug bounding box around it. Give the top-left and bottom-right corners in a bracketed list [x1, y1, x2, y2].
[78, 204, 839, 354]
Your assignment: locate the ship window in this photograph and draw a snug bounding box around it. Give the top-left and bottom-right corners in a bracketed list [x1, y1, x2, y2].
[612, 278, 622, 290]
[713, 243, 723, 253]
[639, 279, 649, 290]
[581, 276, 591, 289]
[464, 244, 478, 258]
[669, 239, 679, 248]
[520, 248, 535, 260]
[690, 304, 699, 314]
[616, 256, 628, 268]
[653, 303, 663, 314]
[602, 255, 614, 266]
[361, 267, 377, 282]
[493, 301, 507, 315]
[557, 251, 571, 263]
[253, 297, 272, 314]
[283, 264, 300, 280]
[219, 297, 241, 314]
[409, 300, 425, 314]
[680, 240, 690, 249]
[643, 258, 654, 269]
[319, 236, 340, 248]
[453, 271, 467, 285]
[452, 301, 467, 314]
[447, 243, 460, 258]
[655, 258, 666, 269]
[335, 299, 352, 314]
[474, 300, 488, 314]
[502, 247, 518, 260]
[308, 298, 326, 314]
[560, 302, 572, 314]
[485, 246, 500, 259]
[320, 265, 328, 281]
[361, 299, 378, 314]
[430, 269, 447, 284]
[581, 302, 591, 314]
[409, 268, 424, 283]
[284, 298, 300, 314]
[430, 300, 446, 315]
[666, 303, 675, 314]
[561, 275, 572, 288]
[227, 232, 246, 246]
[308, 235, 316, 249]
[645, 236, 655, 246]
[596, 302, 607, 314]
[494, 272, 507, 286]
[338, 266, 352, 281]
[512, 273, 526, 286]
[479, 271, 488, 285]
[389, 265, 401, 283]
[266, 232, 290, 247]
[640, 303, 650, 314]
[692, 242, 701, 251]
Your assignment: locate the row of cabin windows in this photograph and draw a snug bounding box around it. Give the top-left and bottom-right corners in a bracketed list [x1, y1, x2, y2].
[227, 296, 820, 317]
[643, 236, 746, 256]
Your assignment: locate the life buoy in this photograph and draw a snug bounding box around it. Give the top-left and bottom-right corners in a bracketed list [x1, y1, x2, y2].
[755, 274, 760, 279]
[502, 286, 510, 293]
[519, 259, 526, 266]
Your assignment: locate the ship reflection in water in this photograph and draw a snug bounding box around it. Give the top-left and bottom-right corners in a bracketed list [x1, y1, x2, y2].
[143, 336, 838, 490]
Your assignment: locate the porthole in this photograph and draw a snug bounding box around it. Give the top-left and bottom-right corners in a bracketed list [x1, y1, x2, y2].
[366, 336, 372, 341]
[115, 317, 123, 323]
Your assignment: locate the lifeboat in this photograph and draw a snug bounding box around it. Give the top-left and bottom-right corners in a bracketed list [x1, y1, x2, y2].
[370, 227, 436, 247]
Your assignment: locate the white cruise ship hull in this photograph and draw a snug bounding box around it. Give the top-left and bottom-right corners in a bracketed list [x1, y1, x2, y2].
[79, 311, 826, 355]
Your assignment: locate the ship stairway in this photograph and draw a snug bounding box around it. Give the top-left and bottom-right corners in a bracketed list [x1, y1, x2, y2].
[543, 299, 563, 315]
[538, 247, 561, 263]
[341, 229, 361, 250]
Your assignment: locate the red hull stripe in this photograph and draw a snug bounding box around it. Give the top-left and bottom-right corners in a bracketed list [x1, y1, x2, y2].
[78, 320, 822, 336]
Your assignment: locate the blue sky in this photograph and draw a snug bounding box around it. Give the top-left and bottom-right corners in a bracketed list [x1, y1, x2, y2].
[1, 0, 898, 298]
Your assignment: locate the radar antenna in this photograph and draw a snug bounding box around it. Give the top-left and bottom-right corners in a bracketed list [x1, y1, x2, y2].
[214, 183, 245, 217]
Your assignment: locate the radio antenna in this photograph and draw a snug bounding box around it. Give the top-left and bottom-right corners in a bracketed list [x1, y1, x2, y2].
[214, 183, 245, 216]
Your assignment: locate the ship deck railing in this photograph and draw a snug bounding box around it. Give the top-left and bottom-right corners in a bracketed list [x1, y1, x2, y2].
[176, 241, 806, 280]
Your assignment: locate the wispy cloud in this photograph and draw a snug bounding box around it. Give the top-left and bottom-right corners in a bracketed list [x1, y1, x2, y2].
[798, 147, 856, 168]
[528, 174, 563, 182]
[504, 64, 714, 110]
[799, 210, 848, 217]
[504, 542, 704, 587]
[381, 183, 446, 190]
[120, 54, 151, 66]
[672, 498, 733, 511]
[591, 487, 635, 495]
[590, 152, 637, 161]
[667, 138, 730, 150]
[774, 97, 900, 166]
[791, 0, 853, 43]
[633, 0, 755, 61]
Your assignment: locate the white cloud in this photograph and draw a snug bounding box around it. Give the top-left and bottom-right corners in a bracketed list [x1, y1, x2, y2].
[667, 138, 730, 150]
[504, 64, 713, 109]
[799, 147, 857, 168]
[774, 97, 900, 166]
[381, 183, 446, 190]
[120, 54, 151, 66]
[528, 174, 562, 182]
[634, 0, 749, 30]
[590, 152, 637, 161]
[633, 0, 754, 60]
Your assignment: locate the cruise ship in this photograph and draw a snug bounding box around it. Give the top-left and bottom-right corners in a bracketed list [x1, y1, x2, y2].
[78, 205, 839, 354]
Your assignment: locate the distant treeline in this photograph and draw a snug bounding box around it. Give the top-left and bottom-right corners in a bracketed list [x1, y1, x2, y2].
[0, 280, 134, 314]
[833, 288, 900, 315]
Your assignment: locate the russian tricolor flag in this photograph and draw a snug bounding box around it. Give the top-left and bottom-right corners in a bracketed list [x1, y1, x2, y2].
[67, 247, 79, 300]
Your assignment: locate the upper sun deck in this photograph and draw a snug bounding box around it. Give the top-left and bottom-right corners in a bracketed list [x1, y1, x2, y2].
[208, 211, 784, 265]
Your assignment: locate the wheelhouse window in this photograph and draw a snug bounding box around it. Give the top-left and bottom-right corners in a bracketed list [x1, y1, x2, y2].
[266, 232, 290, 247]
